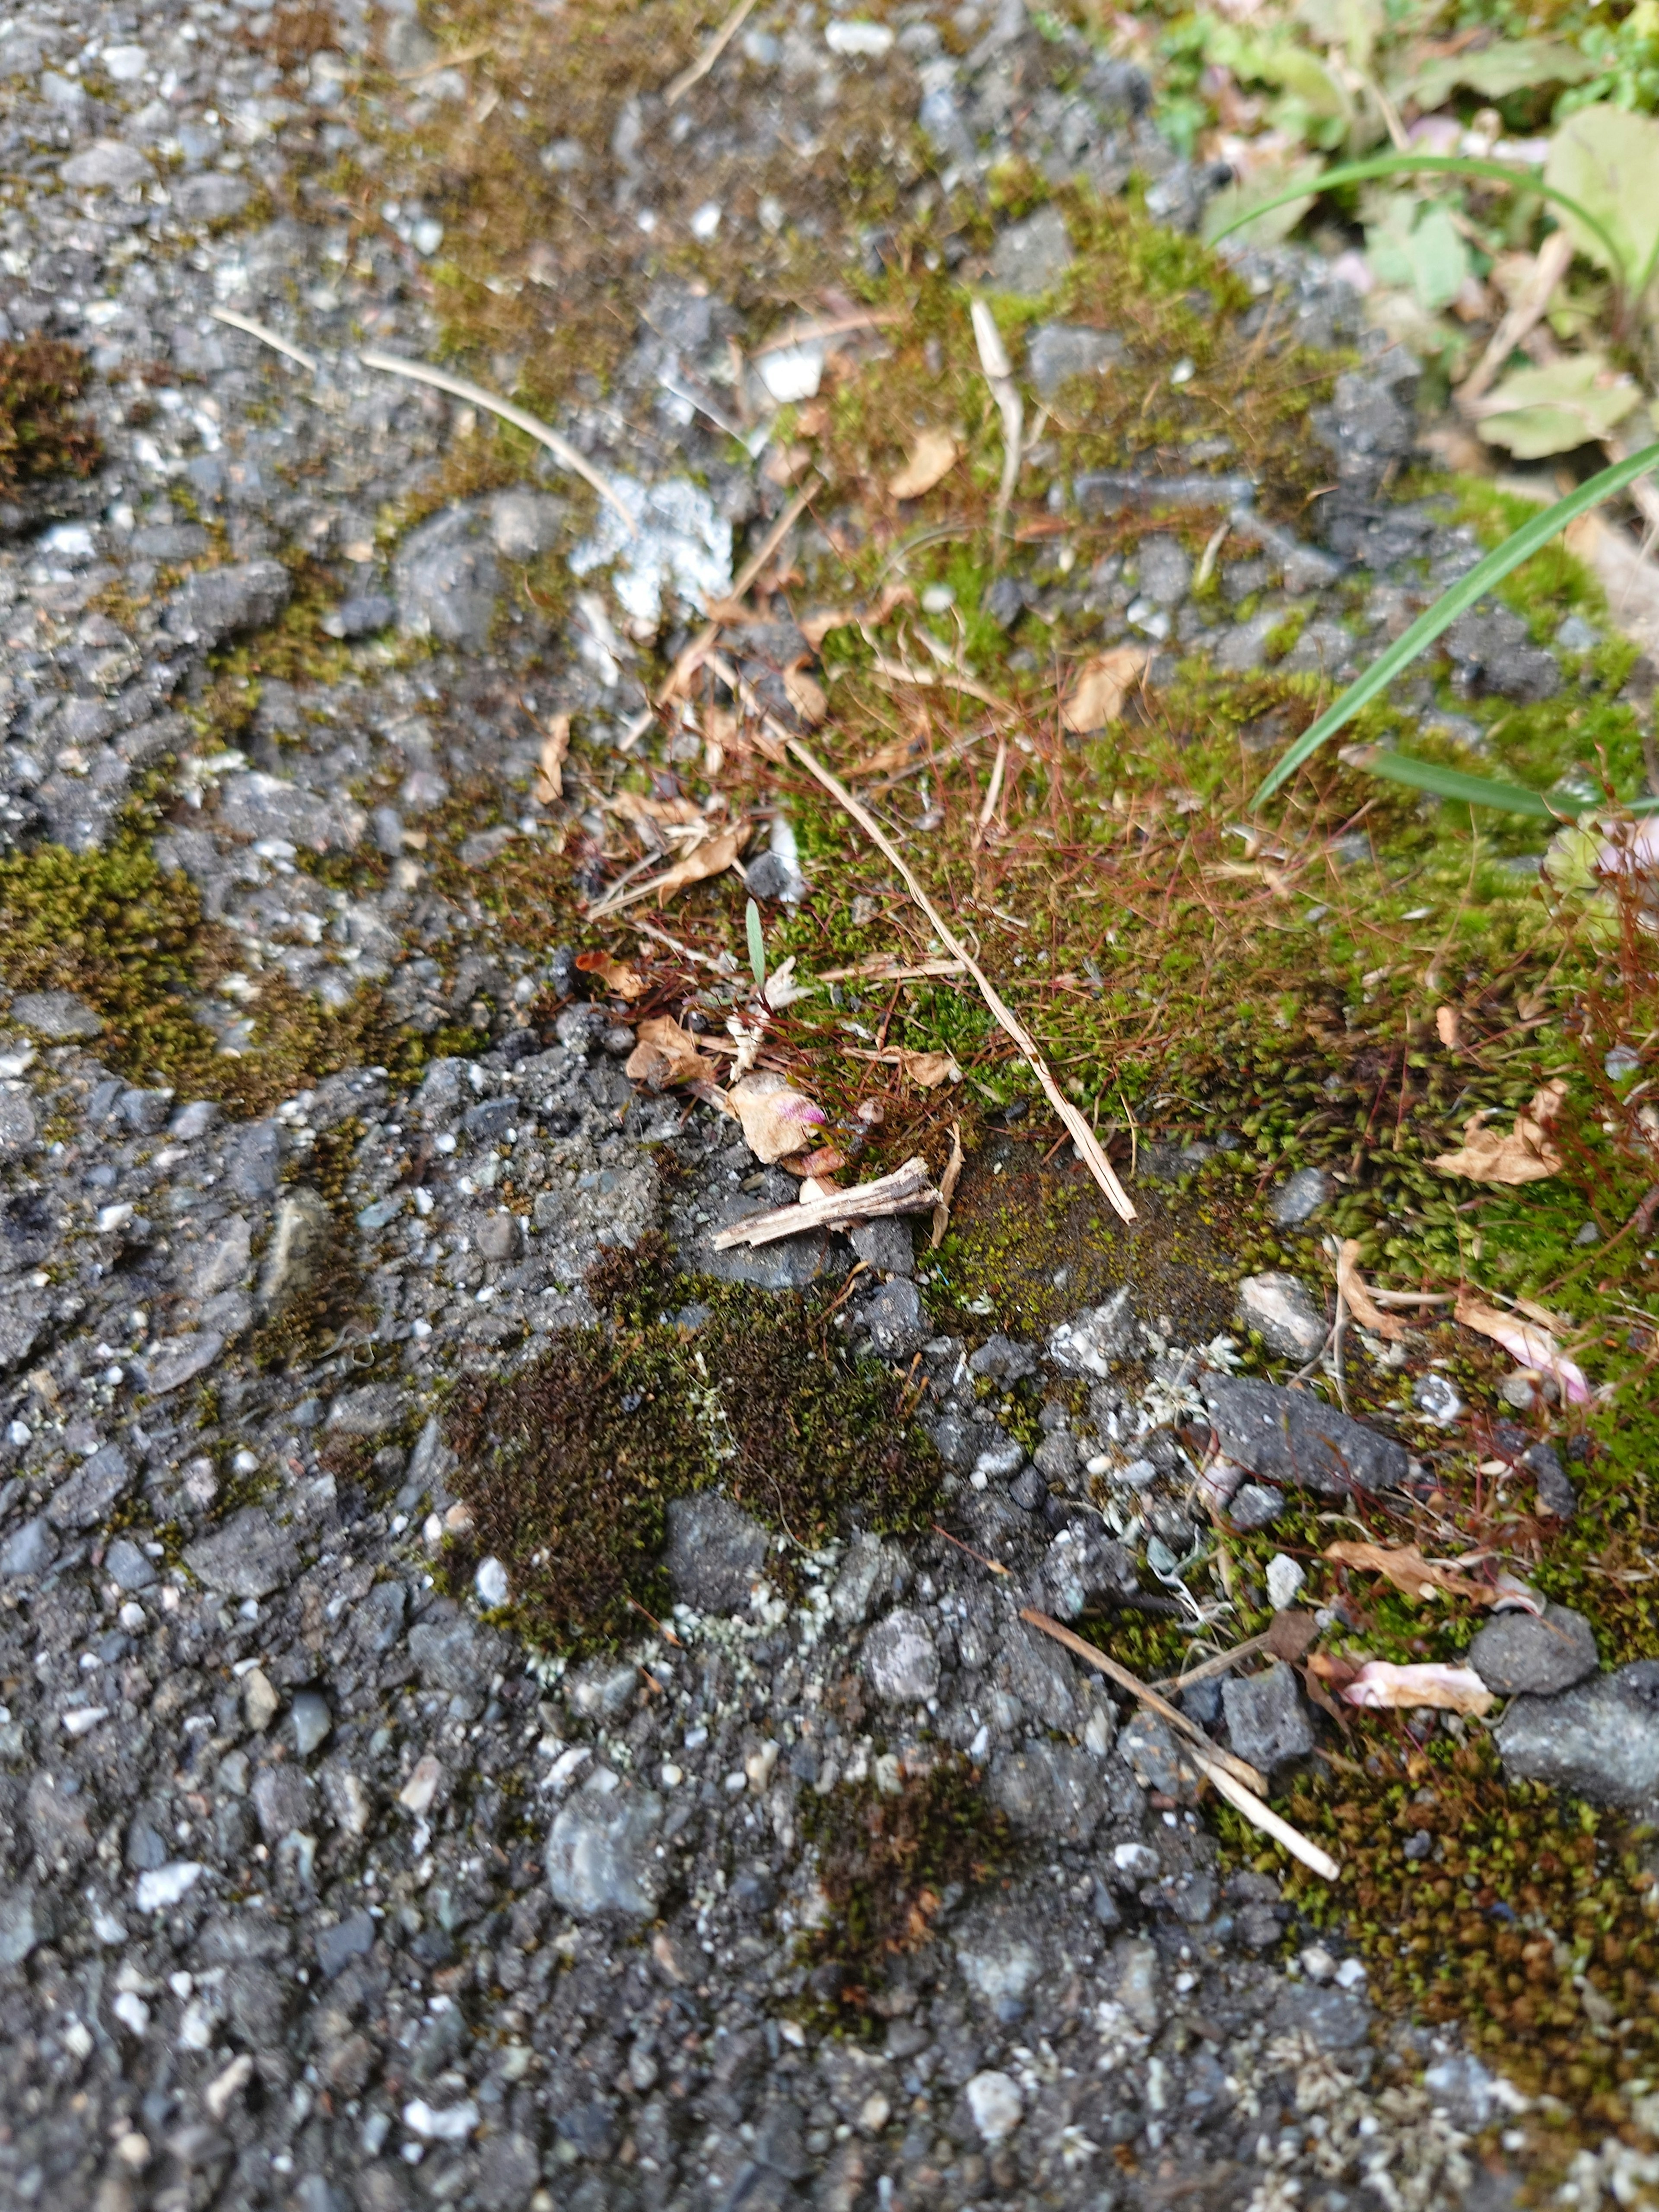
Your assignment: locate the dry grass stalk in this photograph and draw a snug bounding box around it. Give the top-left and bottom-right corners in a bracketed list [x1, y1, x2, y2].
[664, 0, 762, 105]
[661, 476, 822, 702]
[930, 1119, 965, 1249]
[783, 738, 1138, 1223]
[208, 307, 320, 374]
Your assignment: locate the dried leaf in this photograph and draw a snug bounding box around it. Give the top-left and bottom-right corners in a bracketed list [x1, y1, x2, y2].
[1061, 647, 1152, 734]
[1338, 1659, 1494, 1717]
[763, 954, 813, 1011]
[889, 428, 961, 501]
[722, 1071, 827, 1162]
[605, 790, 705, 829]
[1336, 1240, 1407, 1343]
[573, 950, 648, 1000]
[931, 1120, 965, 1250]
[652, 826, 743, 906]
[534, 713, 570, 804]
[1264, 1608, 1319, 1662]
[1455, 1293, 1592, 1405]
[1431, 1077, 1567, 1184]
[899, 1049, 961, 1088]
[1324, 1540, 1488, 1606]
[849, 735, 921, 778]
[1435, 1004, 1460, 1049]
[625, 1014, 718, 1089]
[796, 1145, 847, 1179]
[781, 666, 828, 728]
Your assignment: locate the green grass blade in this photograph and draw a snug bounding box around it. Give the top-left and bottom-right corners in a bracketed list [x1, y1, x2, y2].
[1341, 745, 1559, 817]
[1207, 153, 1625, 281]
[745, 896, 766, 991]
[1255, 435, 1659, 804]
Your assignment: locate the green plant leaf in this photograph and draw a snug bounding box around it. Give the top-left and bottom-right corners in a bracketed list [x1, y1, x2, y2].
[1254, 435, 1659, 801]
[1338, 744, 1559, 817]
[1543, 103, 1659, 294]
[1394, 37, 1597, 113]
[1206, 153, 1625, 282]
[1473, 351, 1643, 459]
[1201, 156, 1327, 248]
[745, 897, 766, 992]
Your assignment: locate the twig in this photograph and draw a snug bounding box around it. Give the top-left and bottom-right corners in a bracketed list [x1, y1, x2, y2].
[208, 307, 319, 374]
[358, 349, 635, 533]
[978, 738, 1008, 830]
[971, 299, 1022, 565]
[1367, 1288, 1456, 1308]
[816, 957, 966, 984]
[1197, 1753, 1341, 1883]
[784, 739, 1138, 1223]
[711, 1157, 940, 1250]
[394, 38, 494, 79]
[620, 915, 733, 975]
[625, 1595, 684, 1647]
[1151, 1630, 1273, 1694]
[1019, 1610, 1267, 1795]
[1193, 517, 1230, 590]
[1456, 229, 1573, 411]
[661, 476, 821, 702]
[665, 0, 762, 104]
[1330, 1284, 1352, 1417]
[931, 1120, 965, 1249]
[931, 1522, 1011, 1576]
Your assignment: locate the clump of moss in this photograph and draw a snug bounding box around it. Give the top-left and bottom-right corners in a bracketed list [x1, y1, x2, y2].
[799, 1754, 1014, 2012]
[0, 338, 101, 496]
[445, 1246, 941, 1655]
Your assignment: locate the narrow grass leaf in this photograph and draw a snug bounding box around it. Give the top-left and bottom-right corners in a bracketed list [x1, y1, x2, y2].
[1256, 435, 1659, 802]
[1340, 746, 1558, 818]
[745, 896, 766, 992]
[1207, 153, 1625, 282]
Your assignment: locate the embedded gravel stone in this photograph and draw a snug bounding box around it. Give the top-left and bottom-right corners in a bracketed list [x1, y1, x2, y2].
[861, 1606, 940, 1702]
[546, 1778, 665, 1917]
[1468, 1602, 1599, 1697]
[664, 1494, 770, 1613]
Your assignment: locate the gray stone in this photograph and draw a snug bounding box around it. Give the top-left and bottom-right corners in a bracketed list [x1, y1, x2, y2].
[1134, 535, 1192, 607]
[10, 990, 102, 1040]
[1032, 1430, 1077, 1482]
[968, 1332, 1037, 1382]
[1525, 1440, 1577, 1520]
[1227, 1482, 1285, 1530]
[860, 1277, 925, 1357]
[664, 1494, 769, 1612]
[1497, 1663, 1659, 1812]
[105, 1536, 157, 1591]
[174, 172, 251, 223]
[257, 1188, 333, 1315]
[547, 1777, 664, 1916]
[862, 1608, 939, 1703]
[1042, 1526, 1139, 1620]
[989, 205, 1073, 295]
[0, 1093, 37, 1153]
[1223, 1662, 1315, 1772]
[315, 1907, 376, 1978]
[290, 1690, 332, 1756]
[997, 1619, 1081, 1732]
[489, 487, 568, 560]
[0, 1293, 51, 1373]
[476, 2133, 542, 2212]
[251, 1762, 313, 1842]
[60, 138, 151, 189]
[987, 1742, 1103, 1842]
[925, 1411, 985, 1470]
[1200, 1374, 1409, 1495]
[162, 560, 291, 648]
[830, 1533, 907, 1627]
[1119, 1713, 1203, 1803]
[1, 1516, 56, 1579]
[1269, 1167, 1332, 1227]
[218, 771, 365, 855]
[1270, 1980, 1371, 2051]
[952, 1903, 1044, 2019]
[0, 1884, 45, 1968]
[848, 1216, 915, 1276]
[327, 1382, 405, 1438]
[1444, 606, 1561, 703]
[567, 1660, 639, 1723]
[1469, 1603, 1598, 1698]
[1026, 323, 1123, 401]
[1047, 1288, 1135, 1376]
[184, 1508, 299, 1600]
[145, 1330, 225, 1395]
[395, 505, 503, 650]
[46, 1442, 132, 1530]
[408, 1615, 497, 1697]
[1236, 1271, 1325, 1359]
[191, 1214, 251, 1299]
[225, 1120, 282, 1199]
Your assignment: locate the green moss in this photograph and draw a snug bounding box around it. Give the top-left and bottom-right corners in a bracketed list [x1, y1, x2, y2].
[0, 338, 101, 495]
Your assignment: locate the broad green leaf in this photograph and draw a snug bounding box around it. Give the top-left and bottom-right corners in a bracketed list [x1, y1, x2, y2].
[1474, 352, 1643, 460]
[1201, 156, 1326, 249]
[1395, 37, 1597, 114]
[1543, 103, 1659, 293]
[1297, 0, 1385, 79]
[1263, 43, 1354, 121]
[1254, 435, 1659, 801]
[1207, 154, 1626, 281]
[1405, 203, 1469, 313]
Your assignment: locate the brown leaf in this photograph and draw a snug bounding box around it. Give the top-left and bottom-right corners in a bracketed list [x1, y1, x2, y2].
[722, 1071, 827, 1162]
[899, 1049, 962, 1088]
[849, 735, 921, 778]
[573, 950, 648, 1000]
[1324, 1540, 1489, 1606]
[1264, 1609, 1319, 1662]
[624, 1015, 718, 1090]
[605, 790, 705, 830]
[1431, 1077, 1567, 1184]
[781, 666, 828, 727]
[798, 582, 915, 651]
[534, 713, 570, 805]
[652, 826, 743, 906]
[1061, 647, 1152, 734]
[888, 428, 961, 501]
[1336, 1239, 1407, 1344]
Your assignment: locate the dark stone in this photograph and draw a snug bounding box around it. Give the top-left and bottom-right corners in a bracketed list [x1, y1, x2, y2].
[407, 1614, 497, 1697]
[968, 1333, 1038, 1382]
[251, 1761, 313, 1841]
[315, 1908, 377, 1978]
[1525, 1440, 1576, 1520]
[394, 504, 502, 651]
[1497, 1663, 1659, 1812]
[162, 559, 291, 648]
[859, 1277, 925, 1357]
[1200, 1374, 1409, 1495]
[664, 1493, 769, 1613]
[184, 1507, 299, 1599]
[46, 1441, 132, 1530]
[1222, 1662, 1314, 1771]
[1226, 1482, 1285, 1530]
[1270, 1980, 1371, 2050]
[1468, 1603, 1598, 1698]
[1444, 607, 1561, 703]
[986, 1741, 1103, 1842]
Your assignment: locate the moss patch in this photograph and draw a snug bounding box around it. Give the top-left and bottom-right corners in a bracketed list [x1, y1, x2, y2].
[0, 338, 101, 496]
